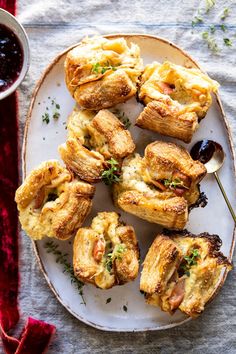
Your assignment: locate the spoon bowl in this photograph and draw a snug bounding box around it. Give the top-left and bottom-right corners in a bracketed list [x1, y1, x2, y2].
[190, 139, 225, 174]
[190, 139, 236, 223]
[204, 143, 225, 174]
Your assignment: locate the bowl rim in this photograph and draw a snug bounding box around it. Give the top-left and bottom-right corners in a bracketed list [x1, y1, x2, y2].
[0, 8, 30, 100]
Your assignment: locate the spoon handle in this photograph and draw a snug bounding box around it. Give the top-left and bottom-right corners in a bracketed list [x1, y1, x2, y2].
[214, 171, 236, 223]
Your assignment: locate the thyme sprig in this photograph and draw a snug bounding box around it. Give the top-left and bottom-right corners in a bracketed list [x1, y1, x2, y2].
[44, 240, 85, 305]
[92, 62, 117, 75]
[105, 244, 126, 273]
[101, 158, 121, 185]
[180, 249, 200, 277]
[52, 100, 60, 120]
[191, 3, 233, 54]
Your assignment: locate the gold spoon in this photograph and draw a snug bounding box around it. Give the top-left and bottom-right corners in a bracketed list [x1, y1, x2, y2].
[190, 139, 236, 223]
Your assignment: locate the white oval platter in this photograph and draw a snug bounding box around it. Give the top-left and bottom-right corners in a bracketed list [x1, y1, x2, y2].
[23, 34, 236, 332]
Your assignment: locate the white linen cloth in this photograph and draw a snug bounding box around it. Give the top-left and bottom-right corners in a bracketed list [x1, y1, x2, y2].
[15, 0, 236, 352]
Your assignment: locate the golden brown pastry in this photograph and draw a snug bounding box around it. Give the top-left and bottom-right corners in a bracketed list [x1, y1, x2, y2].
[136, 61, 219, 143]
[15, 160, 95, 240]
[59, 107, 135, 183]
[140, 231, 232, 318]
[113, 141, 206, 229]
[73, 212, 139, 289]
[65, 36, 143, 110]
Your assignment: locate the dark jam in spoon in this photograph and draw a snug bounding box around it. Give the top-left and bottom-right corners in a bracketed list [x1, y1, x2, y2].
[0, 24, 23, 92]
[190, 139, 221, 164]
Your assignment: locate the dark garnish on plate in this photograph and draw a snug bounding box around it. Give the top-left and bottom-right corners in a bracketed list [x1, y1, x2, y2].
[42, 97, 61, 124]
[189, 190, 208, 211]
[123, 305, 128, 312]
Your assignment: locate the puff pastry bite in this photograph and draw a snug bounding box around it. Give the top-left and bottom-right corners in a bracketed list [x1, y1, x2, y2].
[140, 231, 232, 318]
[113, 141, 206, 229]
[136, 61, 219, 143]
[59, 107, 135, 183]
[73, 212, 139, 289]
[15, 160, 95, 240]
[65, 36, 143, 110]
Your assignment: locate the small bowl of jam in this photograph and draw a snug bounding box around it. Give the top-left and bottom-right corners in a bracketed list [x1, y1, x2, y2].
[0, 8, 30, 100]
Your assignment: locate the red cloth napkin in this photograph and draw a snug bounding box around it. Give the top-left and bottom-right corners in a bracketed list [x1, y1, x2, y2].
[0, 2, 56, 353]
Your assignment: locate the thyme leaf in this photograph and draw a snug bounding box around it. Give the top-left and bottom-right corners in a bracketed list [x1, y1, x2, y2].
[210, 25, 216, 34]
[205, 0, 215, 13]
[221, 8, 229, 20]
[51, 98, 60, 120]
[163, 178, 189, 190]
[44, 240, 85, 305]
[101, 158, 121, 185]
[111, 109, 131, 129]
[223, 38, 232, 46]
[91, 62, 100, 73]
[220, 24, 227, 32]
[53, 112, 60, 120]
[201, 31, 219, 53]
[42, 98, 60, 124]
[191, 16, 203, 27]
[42, 113, 50, 124]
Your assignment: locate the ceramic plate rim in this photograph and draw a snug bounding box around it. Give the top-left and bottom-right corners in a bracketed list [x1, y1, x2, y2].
[22, 33, 236, 332]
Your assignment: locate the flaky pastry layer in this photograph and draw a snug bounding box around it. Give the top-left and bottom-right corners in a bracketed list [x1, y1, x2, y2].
[73, 212, 139, 289]
[15, 160, 95, 240]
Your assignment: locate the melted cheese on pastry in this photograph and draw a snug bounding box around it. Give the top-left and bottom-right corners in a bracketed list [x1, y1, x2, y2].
[113, 141, 206, 229]
[59, 107, 135, 182]
[15, 160, 95, 240]
[136, 61, 219, 143]
[73, 212, 139, 289]
[140, 232, 232, 318]
[65, 36, 143, 110]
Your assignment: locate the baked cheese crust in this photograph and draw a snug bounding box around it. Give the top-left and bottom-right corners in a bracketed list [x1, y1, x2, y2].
[136, 61, 219, 143]
[140, 231, 232, 317]
[113, 141, 206, 229]
[65, 36, 143, 110]
[59, 107, 135, 182]
[73, 212, 139, 289]
[15, 160, 95, 240]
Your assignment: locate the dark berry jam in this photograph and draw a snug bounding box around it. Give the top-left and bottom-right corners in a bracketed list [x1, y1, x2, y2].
[0, 24, 23, 92]
[190, 139, 222, 164]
